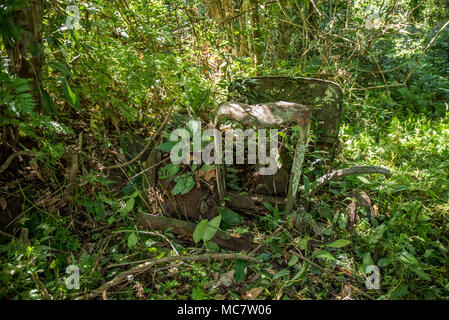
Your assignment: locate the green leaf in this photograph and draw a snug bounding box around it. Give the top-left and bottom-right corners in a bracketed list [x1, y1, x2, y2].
[205, 240, 220, 252]
[288, 255, 299, 267]
[191, 285, 208, 300]
[291, 263, 309, 282]
[297, 236, 311, 250]
[172, 174, 195, 195]
[158, 163, 180, 179]
[201, 164, 215, 171]
[377, 258, 390, 267]
[234, 260, 247, 283]
[409, 265, 431, 280]
[398, 251, 418, 265]
[41, 89, 56, 114]
[390, 284, 409, 300]
[157, 141, 178, 152]
[62, 78, 80, 111]
[127, 233, 138, 249]
[324, 239, 351, 248]
[184, 176, 195, 193]
[312, 250, 336, 261]
[219, 207, 243, 228]
[303, 175, 311, 197]
[273, 268, 290, 280]
[362, 252, 374, 272]
[193, 219, 208, 244]
[120, 197, 135, 214]
[49, 61, 72, 77]
[356, 176, 371, 184]
[263, 202, 274, 212]
[203, 215, 221, 242]
[228, 182, 240, 191]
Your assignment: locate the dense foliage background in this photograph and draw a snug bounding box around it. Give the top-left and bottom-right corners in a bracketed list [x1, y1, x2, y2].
[1, 0, 449, 300]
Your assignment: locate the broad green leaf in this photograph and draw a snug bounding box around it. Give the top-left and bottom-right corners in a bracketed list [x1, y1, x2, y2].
[41, 89, 56, 114]
[49, 61, 72, 77]
[203, 215, 221, 242]
[157, 141, 178, 152]
[263, 202, 274, 212]
[362, 253, 374, 272]
[234, 260, 247, 283]
[201, 164, 215, 171]
[291, 263, 309, 282]
[62, 78, 80, 111]
[398, 251, 419, 265]
[228, 182, 240, 191]
[172, 175, 195, 195]
[219, 207, 242, 228]
[120, 197, 135, 214]
[127, 233, 138, 248]
[183, 176, 195, 194]
[205, 240, 220, 252]
[158, 163, 180, 179]
[273, 268, 290, 280]
[288, 255, 299, 267]
[390, 283, 409, 300]
[172, 180, 184, 195]
[357, 176, 371, 184]
[191, 285, 208, 300]
[193, 219, 208, 244]
[377, 258, 390, 267]
[409, 266, 431, 281]
[256, 252, 271, 261]
[325, 239, 351, 248]
[297, 236, 311, 250]
[312, 250, 336, 261]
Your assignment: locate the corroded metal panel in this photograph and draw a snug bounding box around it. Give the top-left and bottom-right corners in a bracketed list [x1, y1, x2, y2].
[228, 76, 343, 153]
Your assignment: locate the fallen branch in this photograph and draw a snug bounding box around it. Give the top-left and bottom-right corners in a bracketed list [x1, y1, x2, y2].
[309, 166, 391, 196]
[84, 253, 260, 299]
[136, 212, 258, 252]
[226, 192, 286, 214]
[0, 151, 35, 175]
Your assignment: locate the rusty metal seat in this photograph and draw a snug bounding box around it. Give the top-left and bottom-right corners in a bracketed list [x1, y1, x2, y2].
[228, 76, 343, 153]
[214, 77, 343, 214]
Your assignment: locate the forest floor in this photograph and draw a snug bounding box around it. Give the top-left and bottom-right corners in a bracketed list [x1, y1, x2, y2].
[1, 85, 448, 299]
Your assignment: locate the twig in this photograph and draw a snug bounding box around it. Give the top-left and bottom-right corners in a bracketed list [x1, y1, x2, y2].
[0, 230, 13, 238]
[219, 0, 278, 25]
[83, 253, 260, 299]
[103, 104, 174, 170]
[111, 229, 179, 258]
[0, 151, 34, 175]
[310, 166, 391, 196]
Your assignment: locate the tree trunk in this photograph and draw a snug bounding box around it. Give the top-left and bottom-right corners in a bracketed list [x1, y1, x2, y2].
[2, 0, 44, 112]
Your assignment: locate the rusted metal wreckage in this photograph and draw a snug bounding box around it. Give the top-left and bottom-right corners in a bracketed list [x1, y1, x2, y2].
[139, 77, 392, 251]
[214, 76, 343, 215]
